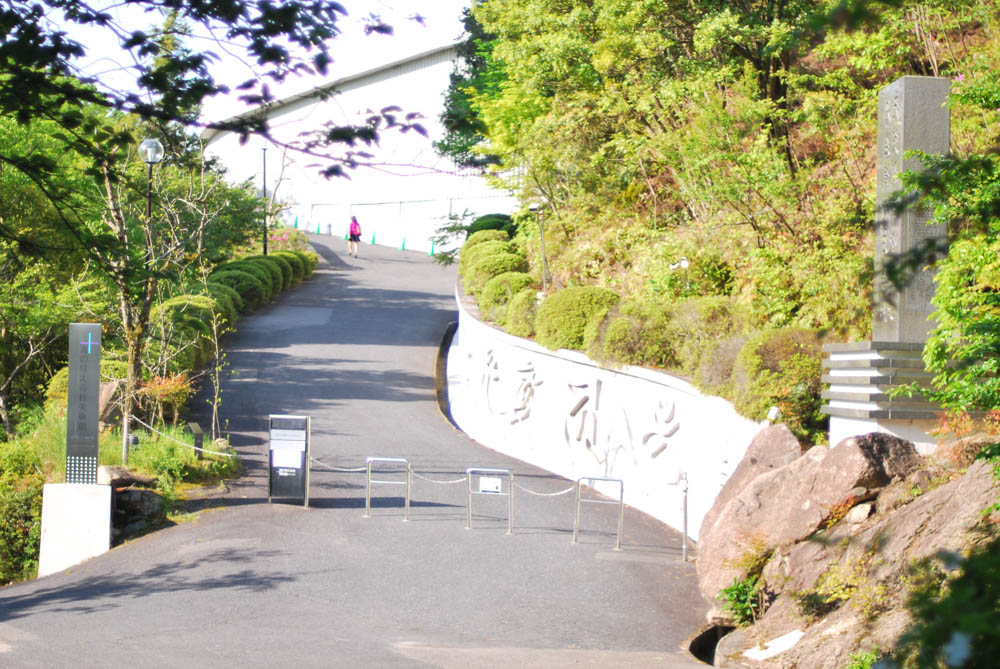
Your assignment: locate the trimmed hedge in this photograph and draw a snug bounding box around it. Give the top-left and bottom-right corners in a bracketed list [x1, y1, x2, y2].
[463, 229, 509, 253]
[45, 359, 128, 409]
[271, 250, 305, 282]
[458, 239, 515, 277]
[290, 250, 318, 276]
[260, 254, 293, 290]
[536, 286, 621, 350]
[732, 327, 825, 442]
[204, 282, 243, 323]
[209, 269, 268, 311]
[466, 252, 529, 296]
[478, 271, 536, 323]
[467, 214, 512, 237]
[506, 288, 538, 338]
[246, 256, 286, 294]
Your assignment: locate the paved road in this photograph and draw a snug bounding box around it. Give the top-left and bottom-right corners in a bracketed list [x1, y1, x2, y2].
[0, 235, 709, 667]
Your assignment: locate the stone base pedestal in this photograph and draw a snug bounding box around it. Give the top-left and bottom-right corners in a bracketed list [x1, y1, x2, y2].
[38, 484, 112, 577]
[821, 342, 940, 454]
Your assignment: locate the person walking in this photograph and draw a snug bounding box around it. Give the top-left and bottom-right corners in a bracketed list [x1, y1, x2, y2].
[347, 215, 361, 258]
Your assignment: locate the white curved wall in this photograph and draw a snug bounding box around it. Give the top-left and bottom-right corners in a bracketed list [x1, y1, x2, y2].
[446, 293, 763, 542]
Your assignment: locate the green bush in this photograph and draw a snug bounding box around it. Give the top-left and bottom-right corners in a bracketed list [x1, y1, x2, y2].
[290, 250, 318, 276]
[0, 440, 44, 584]
[478, 271, 536, 323]
[466, 252, 529, 296]
[458, 239, 515, 278]
[148, 294, 217, 372]
[204, 282, 243, 323]
[218, 261, 275, 298]
[45, 359, 129, 409]
[536, 286, 621, 350]
[271, 250, 305, 282]
[732, 328, 825, 443]
[238, 259, 280, 298]
[467, 213, 512, 236]
[244, 256, 285, 297]
[262, 253, 293, 290]
[695, 336, 748, 396]
[208, 269, 268, 311]
[507, 288, 538, 337]
[587, 300, 675, 368]
[463, 228, 509, 252]
[666, 297, 749, 377]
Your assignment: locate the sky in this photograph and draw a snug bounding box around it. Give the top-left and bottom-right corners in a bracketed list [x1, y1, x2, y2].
[48, 0, 471, 124]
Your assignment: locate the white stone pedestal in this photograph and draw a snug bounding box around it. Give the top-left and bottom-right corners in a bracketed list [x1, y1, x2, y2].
[38, 484, 111, 577]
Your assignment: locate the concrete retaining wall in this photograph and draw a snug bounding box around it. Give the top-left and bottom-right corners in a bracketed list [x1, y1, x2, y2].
[445, 292, 763, 542]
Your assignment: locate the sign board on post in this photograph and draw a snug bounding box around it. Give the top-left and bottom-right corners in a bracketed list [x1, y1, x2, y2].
[268, 415, 310, 506]
[66, 322, 101, 484]
[38, 322, 111, 577]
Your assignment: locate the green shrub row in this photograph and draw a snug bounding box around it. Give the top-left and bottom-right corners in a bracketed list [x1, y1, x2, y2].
[209, 250, 316, 312]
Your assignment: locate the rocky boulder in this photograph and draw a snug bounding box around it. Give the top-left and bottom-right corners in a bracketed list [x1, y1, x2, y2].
[98, 465, 156, 489]
[700, 424, 803, 540]
[710, 458, 999, 668]
[696, 432, 922, 605]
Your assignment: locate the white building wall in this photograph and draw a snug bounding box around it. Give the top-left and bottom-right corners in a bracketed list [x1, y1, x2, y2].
[446, 293, 764, 542]
[205, 46, 517, 253]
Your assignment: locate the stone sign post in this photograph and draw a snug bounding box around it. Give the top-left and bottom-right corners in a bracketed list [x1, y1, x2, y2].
[822, 76, 950, 453]
[66, 322, 102, 484]
[873, 76, 951, 342]
[38, 323, 112, 576]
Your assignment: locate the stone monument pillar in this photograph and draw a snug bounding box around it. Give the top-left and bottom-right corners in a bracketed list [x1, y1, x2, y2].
[38, 323, 112, 576]
[822, 76, 950, 453]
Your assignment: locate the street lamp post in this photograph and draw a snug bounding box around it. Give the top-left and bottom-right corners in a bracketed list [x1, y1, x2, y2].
[530, 205, 549, 294]
[127, 137, 164, 464]
[262, 146, 268, 256]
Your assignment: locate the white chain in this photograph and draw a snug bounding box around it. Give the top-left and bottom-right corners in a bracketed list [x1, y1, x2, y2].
[308, 457, 367, 472]
[411, 471, 468, 485]
[514, 481, 577, 497]
[131, 417, 238, 458]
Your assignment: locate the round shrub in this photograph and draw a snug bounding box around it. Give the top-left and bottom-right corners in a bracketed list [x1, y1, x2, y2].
[249, 255, 291, 292]
[45, 359, 129, 409]
[463, 229, 509, 253]
[209, 269, 267, 312]
[506, 288, 538, 338]
[219, 261, 275, 298]
[585, 300, 674, 368]
[466, 252, 529, 296]
[458, 239, 515, 277]
[265, 254, 294, 290]
[0, 451, 44, 583]
[665, 296, 749, 376]
[271, 250, 305, 282]
[467, 213, 511, 236]
[732, 327, 825, 443]
[478, 271, 536, 322]
[290, 250, 318, 276]
[240, 259, 281, 298]
[536, 286, 621, 351]
[204, 282, 243, 323]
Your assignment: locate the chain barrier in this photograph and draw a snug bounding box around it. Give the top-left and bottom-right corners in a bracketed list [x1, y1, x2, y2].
[411, 471, 468, 485]
[131, 417, 238, 458]
[308, 456, 367, 473]
[514, 481, 576, 497]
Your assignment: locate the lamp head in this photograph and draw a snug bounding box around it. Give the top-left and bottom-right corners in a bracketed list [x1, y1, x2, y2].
[138, 138, 164, 165]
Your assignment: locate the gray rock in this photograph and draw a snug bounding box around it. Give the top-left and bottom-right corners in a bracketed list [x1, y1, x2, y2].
[115, 488, 163, 519]
[696, 433, 921, 605]
[700, 424, 803, 540]
[98, 465, 157, 489]
[711, 461, 998, 668]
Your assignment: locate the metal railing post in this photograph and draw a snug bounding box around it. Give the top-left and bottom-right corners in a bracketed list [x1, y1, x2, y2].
[466, 468, 514, 534]
[364, 457, 410, 520]
[573, 477, 624, 551]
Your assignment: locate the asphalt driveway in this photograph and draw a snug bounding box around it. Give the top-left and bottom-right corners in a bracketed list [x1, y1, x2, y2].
[0, 234, 709, 667]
